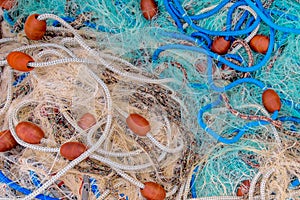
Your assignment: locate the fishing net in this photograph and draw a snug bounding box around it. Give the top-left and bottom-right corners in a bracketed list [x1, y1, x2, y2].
[0, 10, 200, 199]
[0, 0, 300, 199]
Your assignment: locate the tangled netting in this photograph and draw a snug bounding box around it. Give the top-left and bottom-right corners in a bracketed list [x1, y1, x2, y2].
[0, 0, 300, 199]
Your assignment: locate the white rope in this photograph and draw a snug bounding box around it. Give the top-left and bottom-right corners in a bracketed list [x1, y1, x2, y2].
[249, 171, 262, 200]
[260, 168, 275, 200]
[8, 100, 60, 153]
[113, 167, 145, 189]
[0, 68, 13, 115]
[22, 67, 113, 200]
[146, 133, 183, 154]
[38, 14, 175, 84]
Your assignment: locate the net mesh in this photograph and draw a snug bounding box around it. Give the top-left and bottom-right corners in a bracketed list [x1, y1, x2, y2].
[0, 0, 300, 199]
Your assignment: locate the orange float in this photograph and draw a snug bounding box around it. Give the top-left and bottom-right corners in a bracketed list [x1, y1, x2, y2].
[77, 113, 96, 130]
[15, 121, 45, 144]
[60, 142, 87, 161]
[249, 35, 269, 54]
[24, 14, 47, 40]
[262, 89, 281, 113]
[126, 113, 150, 136]
[236, 180, 251, 196]
[7, 51, 34, 72]
[140, 0, 158, 20]
[0, 130, 17, 152]
[211, 36, 231, 55]
[0, 0, 16, 10]
[140, 182, 166, 200]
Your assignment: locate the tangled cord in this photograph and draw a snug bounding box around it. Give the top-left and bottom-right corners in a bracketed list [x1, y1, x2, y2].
[0, 13, 197, 199]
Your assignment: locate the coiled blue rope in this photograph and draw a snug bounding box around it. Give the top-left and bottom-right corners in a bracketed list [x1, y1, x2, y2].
[153, 26, 275, 73]
[164, 0, 261, 36]
[182, 8, 260, 36]
[165, 0, 300, 34]
[191, 6, 255, 41]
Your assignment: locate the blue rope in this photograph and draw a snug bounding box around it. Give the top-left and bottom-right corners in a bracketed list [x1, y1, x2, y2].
[168, 1, 182, 18]
[290, 179, 300, 189]
[223, 54, 244, 66]
[189, 83, 208, 90]
[244, 0, 300, 34]
[165, 0, 261, 36]
[278, 116, 300, 124]
[29, 170, 42, 188]
[206, 52, 265, 92]
[153, 44, 266, 92]
[13, 72, 30, 87]
[190, 32, 212, 47]
[209, 77, 265, 92]
[190, 165, 200, 198]
[163, 0, 184, 32]
[0, 170, 58, 200]
[234, 11, 250, 32]
[254, 0, 268, 15]
[3, 10, 14, 26]
[90, 177, 101, 198]
[245, 15, 256, 36]
[165, 0, 300, 34]
[197, 96, 279, 144]
[281, 98, 300, 113]
[153, 26, 275, 72]
[226, 1, 248, 31]
[158, 30, 206, 46]
[184, 9, 260, 36]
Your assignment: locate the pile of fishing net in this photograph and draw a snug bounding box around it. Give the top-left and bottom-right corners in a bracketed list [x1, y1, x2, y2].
[0, 0, 300, 199]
